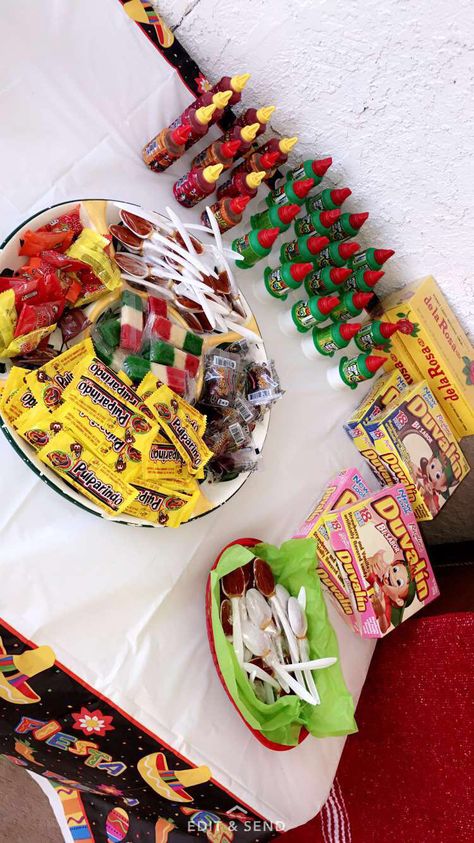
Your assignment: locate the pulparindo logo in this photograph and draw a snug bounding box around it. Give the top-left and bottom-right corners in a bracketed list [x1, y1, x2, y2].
[169, 416, 201, 468]
[149, 442, 181, 463]
[77, 378, 150, 432]
[59, 458, 124, 510]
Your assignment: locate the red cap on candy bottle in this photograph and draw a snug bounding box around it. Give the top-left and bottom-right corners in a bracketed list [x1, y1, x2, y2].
[379, 321, 400, 339]
[260, 151, 280, 169]
[340, 322, 362, 341]
[257, 227, 280, 248]
[292, 178, 315, 199]
[222, 139, 242, 158]
[290, 262, 313, 282]
[307, 236, 330, 255]
[230, 195, 251, 214]
[338, 241, 360, 260]
[318, 294, 340, 315]
[172, 123, 193, 145]
[374, 249, 395, 265]
[365, 355, 387, 374]
[312, 157, 333, 177]
[348, 212, 369, 230]
[320, 209, 341, 227]
[363, 270, 384, 287]
[330, 187, 351, 205]
[330, 266, 353, 284]
[278, 204, 300, 223]
[353, 291, 374, 310]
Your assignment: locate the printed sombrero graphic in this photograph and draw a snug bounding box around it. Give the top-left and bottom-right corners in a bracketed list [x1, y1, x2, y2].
[0, 636, 55, 704]
[123, 0, 174, 47]
[137, 751, 211, 802]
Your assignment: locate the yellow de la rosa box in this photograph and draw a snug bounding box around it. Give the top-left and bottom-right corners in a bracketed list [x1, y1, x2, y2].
[373, 276, 474, 438]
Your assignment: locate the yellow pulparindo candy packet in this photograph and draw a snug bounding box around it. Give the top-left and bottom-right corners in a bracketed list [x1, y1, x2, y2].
[66, 229, 121, 293]
[139, 371, 206, 437]
[38, 429, 137, 516]
[144, 383, 212, 475]
[54, 399, 154, 478]
[0, 290, 17, 353]
[0, 367, 37, 427]
[68, 354, 154, 420]
[1, 325, 56, 359]
[142, 433, 186, 483]
[16, 403, 63, 450]
[25, 338, 94, 410]
[124, 479, 199, 527]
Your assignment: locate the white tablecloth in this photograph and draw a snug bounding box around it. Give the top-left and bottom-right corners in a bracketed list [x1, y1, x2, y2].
[0, 0, 374, 831]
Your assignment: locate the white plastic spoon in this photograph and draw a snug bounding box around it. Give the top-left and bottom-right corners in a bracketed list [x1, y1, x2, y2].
[287, 597, 321, 704]
[242, 621, 318, 706]
[280, 657, 337, 671]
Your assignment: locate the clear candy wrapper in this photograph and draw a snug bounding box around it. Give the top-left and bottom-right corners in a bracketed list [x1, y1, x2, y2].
[204, 409, 253, 457]
[201, 349, 241, 409]
[246, 360, 283, 411]
[207, 446, 259, 482]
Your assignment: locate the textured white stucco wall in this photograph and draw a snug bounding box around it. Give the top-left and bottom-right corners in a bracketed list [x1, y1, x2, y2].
[156, 0, 474, 333]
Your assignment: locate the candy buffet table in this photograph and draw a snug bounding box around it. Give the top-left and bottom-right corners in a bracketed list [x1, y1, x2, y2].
[0, 1, 374, 839]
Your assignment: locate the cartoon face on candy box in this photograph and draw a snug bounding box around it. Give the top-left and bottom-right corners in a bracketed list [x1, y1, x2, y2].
[324, 483, 439, 638]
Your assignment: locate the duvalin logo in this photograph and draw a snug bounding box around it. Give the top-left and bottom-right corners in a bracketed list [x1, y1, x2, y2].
[334, 550, 368, 613]
[407, 393, 463, 480]
[372, 494, 430, 600]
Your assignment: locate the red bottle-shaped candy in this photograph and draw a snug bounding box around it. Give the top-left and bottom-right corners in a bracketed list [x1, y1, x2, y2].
[230, 150, 280, 181]
[205, 73, 251, 106]
[191, 138, 241, 171]
[216, 169, 266, 201]
[202, 194, 251, 233]
[232, 105, 276, 136]
[244, 135, 299, 166]
[169, 90, 233, 136]
[142, 123, 192, 172]
[173, 164, 223, 208]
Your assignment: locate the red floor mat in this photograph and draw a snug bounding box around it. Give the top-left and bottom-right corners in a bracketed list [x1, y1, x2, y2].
[282, 611, 473, 842]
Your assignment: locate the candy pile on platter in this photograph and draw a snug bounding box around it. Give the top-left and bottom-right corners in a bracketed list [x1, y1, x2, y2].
[108, 202, 258, 342]
[0, 200, 281, 524]
[200, 340, 282, 482]
[0, 338, 211, 526]
[0, 205, 121, 364]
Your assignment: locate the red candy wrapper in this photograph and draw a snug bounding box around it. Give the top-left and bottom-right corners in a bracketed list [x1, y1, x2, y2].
[18, 206, 83, 257]
[0, 273, 64, 312]
[14, 300, 65, 338]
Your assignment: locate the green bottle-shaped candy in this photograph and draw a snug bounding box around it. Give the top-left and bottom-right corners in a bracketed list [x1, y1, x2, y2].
[232, 227, 280, 268]
[328, 212, 369, 242]
[250, 203, 300, 232]
[343, 269, 384, 294]
[301, 321, 362, 359]
[354, 320, 400, 352]
[285, 157, 332, 183]
[305, 187, 351, 214]
[304, 266, 353, 296]
[263, 261, 313, 300]
[265, 177, 314, 209]
[279, 294, 340, 335]
[327, 353, 387, 390]
[329, 290, 374, 323]
[294, 208, 341, 238]
[348, 247, 395, 272]
[280, 234, 330, 264]
[296, 240, 360, 271]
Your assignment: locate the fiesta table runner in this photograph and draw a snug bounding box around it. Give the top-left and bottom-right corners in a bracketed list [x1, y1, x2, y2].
[0, 2, 374, 840]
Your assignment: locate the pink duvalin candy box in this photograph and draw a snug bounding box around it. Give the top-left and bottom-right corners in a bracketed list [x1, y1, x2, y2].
[293, 468, 372, 627]
[324, 483, 439, 638]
